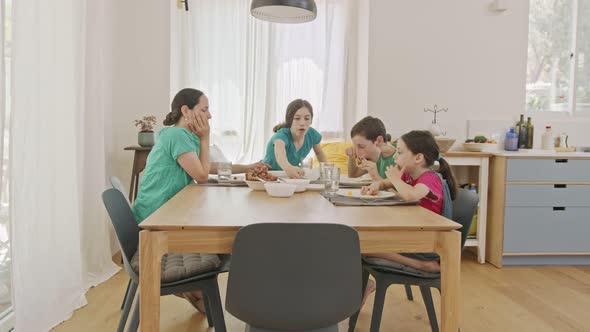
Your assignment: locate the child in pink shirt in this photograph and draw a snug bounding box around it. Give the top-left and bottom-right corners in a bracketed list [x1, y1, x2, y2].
[360, 130, 458, 305]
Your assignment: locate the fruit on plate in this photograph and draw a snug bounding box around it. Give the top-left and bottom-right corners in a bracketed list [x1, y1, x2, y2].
[464, 136, 497, 144]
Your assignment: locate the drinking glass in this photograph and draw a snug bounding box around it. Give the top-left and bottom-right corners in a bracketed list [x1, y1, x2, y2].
[217, 161, 232, 183]
[324, 167, 340, 195]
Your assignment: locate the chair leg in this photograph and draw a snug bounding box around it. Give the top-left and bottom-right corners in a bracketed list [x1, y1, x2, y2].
[128, 292, 140, 332]
[348, 268, 369, 332]
[117, 281, 137, 332]
[120, 279, 132, 310]
[202, 280, 227, 332]
[202, 292, 214, 327]
[369, 279, 388, 332]
[419, 286, 439, 332]
[404, 284, 414, 301]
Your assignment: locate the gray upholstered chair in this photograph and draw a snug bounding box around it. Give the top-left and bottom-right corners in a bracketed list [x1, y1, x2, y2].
[102, 188, 229, 332]
[226, 223, 362, 332]
[348, 188, 479, 332]
[108, 176, 134, 310]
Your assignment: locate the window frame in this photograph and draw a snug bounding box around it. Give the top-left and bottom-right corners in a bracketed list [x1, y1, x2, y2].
[526, 0, 590, 117]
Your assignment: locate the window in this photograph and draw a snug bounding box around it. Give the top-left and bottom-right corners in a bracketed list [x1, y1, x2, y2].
[170, 0, 352, 163]
[526, 0, 590, 113]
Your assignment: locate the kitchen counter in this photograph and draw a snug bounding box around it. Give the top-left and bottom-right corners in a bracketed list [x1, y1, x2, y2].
[445, 149, 589, 158]
[491, 149, 590, 158]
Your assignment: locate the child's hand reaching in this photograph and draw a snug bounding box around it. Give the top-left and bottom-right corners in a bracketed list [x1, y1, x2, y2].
[385, 164, 405, 181]
[286, 166, 305, 179]
[361, 181, 381, 195]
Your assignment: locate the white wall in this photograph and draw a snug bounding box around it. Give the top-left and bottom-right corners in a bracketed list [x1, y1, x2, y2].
[366, 0, 590, 148]
[105, 0, 590, 207]
[110, 0, 171, 194]
[367, 0, 530, 142]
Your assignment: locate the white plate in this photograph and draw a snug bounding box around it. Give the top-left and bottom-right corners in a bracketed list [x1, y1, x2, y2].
[339, 176, 373, 186]
[336, 189, 395, 200]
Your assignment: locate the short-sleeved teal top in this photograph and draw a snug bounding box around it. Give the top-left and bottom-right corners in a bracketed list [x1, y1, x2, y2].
[376, 153, 396, 179]
[262, 127, 322, 170]
[132, 127, 201, 223]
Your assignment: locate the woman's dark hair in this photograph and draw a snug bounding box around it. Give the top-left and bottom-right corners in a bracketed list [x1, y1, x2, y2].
[400, 130, 458, 200]
[164, 88, 205, 126]
[350, 116, 387, 142]
[273, 99, 313, 133]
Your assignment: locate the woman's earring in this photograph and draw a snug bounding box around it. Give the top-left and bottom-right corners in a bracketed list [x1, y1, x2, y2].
[184, 117, 188, 121]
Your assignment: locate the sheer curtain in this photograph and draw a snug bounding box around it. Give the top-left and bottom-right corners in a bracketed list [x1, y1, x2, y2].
[9, 0, 119, 331]
[171, 0, 353, 163]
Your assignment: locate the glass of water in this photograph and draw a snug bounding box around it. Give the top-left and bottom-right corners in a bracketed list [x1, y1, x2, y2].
[217, 161, 232, 183]
[319, 162, 335, 182]
[324, 167, 340, 195]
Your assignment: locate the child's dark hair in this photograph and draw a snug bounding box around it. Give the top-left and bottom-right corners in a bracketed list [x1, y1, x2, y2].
[273, 99, 313, 132]
[400, 130, 458, 200]
[350, 116, 388, 142]
[164, 88, 205, 126]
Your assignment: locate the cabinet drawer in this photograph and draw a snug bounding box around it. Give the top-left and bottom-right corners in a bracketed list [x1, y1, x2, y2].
[506, 159, 590, 182]
[504, 207, 590, 253]
[505, 184, 590, 207]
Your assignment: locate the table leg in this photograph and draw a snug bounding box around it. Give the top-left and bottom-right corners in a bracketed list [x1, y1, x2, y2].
[437, 230, 461, 332]
[139, 230, 166, 332]
[477, 158, 489, 264]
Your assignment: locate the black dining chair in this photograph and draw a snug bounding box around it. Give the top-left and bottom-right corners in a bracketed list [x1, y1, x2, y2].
[226, 223, 363, 332]
[102, 188, 229, 332]
[348, 188, 479, 332]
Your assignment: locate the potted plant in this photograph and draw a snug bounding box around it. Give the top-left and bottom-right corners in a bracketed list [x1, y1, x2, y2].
[134, 115, 157, 147]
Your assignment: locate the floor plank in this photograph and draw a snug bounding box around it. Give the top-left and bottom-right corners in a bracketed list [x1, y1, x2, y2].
[51, 254, 590, 332]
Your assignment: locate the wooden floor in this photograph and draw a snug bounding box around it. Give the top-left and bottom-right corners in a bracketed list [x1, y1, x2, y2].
[52, 253, 590, 332]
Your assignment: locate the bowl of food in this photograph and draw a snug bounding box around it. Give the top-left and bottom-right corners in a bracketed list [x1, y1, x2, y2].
[303, 168, 320, 180]
[434, 137, 456, 153]
[281, 178, 310, 192]
[462, 142, 485, 152]
[245, 180, 269, 191]
[246, 165, 278, 182]
[463, 135, 497, 152]
[264, 182, 297, 198]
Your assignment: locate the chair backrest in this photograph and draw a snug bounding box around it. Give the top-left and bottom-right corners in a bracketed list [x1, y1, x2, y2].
[110, 176, 131, 206]
[102, 188, 141, 278]
[452, 188, 479, 248]
[225, 223, 362, 331]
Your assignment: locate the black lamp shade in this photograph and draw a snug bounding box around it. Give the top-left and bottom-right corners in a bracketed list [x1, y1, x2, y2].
[251, 0, 317, 24]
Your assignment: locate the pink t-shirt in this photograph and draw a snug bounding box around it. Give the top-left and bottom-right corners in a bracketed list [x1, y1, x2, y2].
[401, 172, 443, 215]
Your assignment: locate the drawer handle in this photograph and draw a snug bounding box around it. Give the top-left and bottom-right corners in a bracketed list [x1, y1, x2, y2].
[555, 159, 569, 163]
[553, 207, 566, 211]
[554, 184, 567, 188]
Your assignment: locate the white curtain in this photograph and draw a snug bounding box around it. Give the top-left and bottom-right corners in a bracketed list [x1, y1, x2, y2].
[10, 0, 119, 330]
[171, 0, 353, 163]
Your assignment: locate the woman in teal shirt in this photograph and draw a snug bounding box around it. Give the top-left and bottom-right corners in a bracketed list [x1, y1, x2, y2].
[262, 99, 327, 178]
[346, 116, 396, 180]
[131, 88, 214, 313]
[132, 88, 212, 223]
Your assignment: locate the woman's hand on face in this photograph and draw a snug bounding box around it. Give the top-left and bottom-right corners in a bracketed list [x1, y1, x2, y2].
[361, 181, 381, 195]
[286, 166, 305, 179]
[385, 164, 405, 181]
[192, 111, 210, 139]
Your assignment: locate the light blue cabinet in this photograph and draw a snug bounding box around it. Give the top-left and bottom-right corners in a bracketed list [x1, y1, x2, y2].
[500, 158, 590, 266]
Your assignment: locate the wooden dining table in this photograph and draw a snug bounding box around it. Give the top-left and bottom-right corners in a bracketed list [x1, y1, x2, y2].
[139, 185, 462, 332]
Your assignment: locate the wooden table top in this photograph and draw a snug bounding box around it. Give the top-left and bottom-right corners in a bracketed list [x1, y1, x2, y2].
[140, 186, 461, 232]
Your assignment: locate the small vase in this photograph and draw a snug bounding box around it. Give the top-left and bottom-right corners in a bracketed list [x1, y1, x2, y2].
[138, 131, 155, 147]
